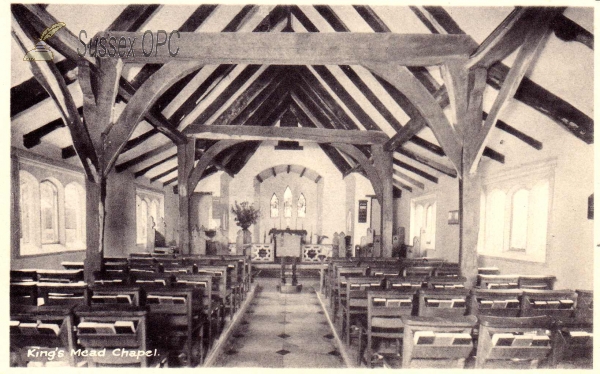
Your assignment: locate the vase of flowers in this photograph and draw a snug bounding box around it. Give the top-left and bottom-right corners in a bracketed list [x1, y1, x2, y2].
[232, 201, 260, 255]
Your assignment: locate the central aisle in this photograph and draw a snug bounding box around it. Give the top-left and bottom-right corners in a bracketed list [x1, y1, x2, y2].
[214, 279, 346, 368]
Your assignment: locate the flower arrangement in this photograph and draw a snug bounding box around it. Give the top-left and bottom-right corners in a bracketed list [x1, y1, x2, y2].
[231, 201, 260, 230]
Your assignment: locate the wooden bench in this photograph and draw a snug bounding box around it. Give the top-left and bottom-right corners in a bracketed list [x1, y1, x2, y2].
[518, 275, 556, 290]
[357, 290, 415, 367]
[88, 285, 143, 307]
[10, 304, 76, 367]
[401, 315, 477, 368]
[385, 276, 427, 292]
[417, 289, 470, 318]
[520, 290, 578, 319]
[74, 304, 150, 367]
[143, 286, 205, 367]
[340, 277, 385, 346]
[37, 269, 84, 283]
[477, 274, 519, 290]
[475, 315, 554, 369]
[37, 282, 88, 306]
[10, 282, 38, 306]
[426, 276, 467, 290]
[470, 289, 523, 317]
[332, 266, 368, 323]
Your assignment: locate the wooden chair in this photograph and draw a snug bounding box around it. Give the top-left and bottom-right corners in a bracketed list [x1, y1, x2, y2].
[88, 285, 143, 307]
[143, 286, 205, 367]
[549, 319, 593, 368]
[357, 290, 415, 367]
[366, 266, 401, 277]
[433, 263, 460, 277]
[477, 274, 519, 289]
[332, 266, 368, 323]
[417, 289, 470, 318]
[426, 276, 467, 290]
[196, 265, 235, 320]
[470, 289, 523, 317]
[475, 315, 554, 369]
[401, 315, 477, 368]
[403, 266, 434, 278]
[37, 283, 88, 306]
[518, 275, 556, 290]
[477, 267, 500, 275]
[174, 274, 222, 350]
[11, 269, 38, 283]
[61, 261, 85, 271]
[520, 290, 578, 319]
[385, 276, 427, 292]
[10, 282, 38, 306]
[10, 304, 76, 367]
[574, 289, 593, 321]
[340, 277, 385, 346]
[37, 269, 84, 283]
[74, 304, 150, 367]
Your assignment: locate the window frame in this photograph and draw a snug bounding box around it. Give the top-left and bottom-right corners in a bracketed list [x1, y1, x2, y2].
[409, 193, 437, 250]
[135, 186, 165, 248]
[477, 159, 556, 263]
[15, 153, 87, 258]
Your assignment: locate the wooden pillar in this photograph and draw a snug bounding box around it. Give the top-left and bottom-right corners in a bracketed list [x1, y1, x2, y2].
[85, 178, 106, 281]
[177, 139, 196, 254]
[371, 144, 394, 257]
[459, 166, 481, 288]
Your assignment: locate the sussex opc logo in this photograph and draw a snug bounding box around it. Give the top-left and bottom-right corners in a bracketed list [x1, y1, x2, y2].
[23, 22, 65, 61]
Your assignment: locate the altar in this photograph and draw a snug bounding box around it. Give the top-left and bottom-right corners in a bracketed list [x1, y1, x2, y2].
[269, 228, 307, 258]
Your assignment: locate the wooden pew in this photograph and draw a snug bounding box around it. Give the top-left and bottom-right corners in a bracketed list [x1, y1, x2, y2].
[340, 277, 385, 346]
[10, 304, 76, 367]
[173, 274, 221, 349]
[477, 274, 519, 290]
[366, 265, 401, 277]
[92, 271, 135, 286]
[401, 315, 477, 368]
[103, 257, 129, 273]
[357, 290, 415, 367]
[520, 290, 577, 319]
[37, 282, 88, 306]
[478, 267, 500, 275]
[61, 261, 85, 271]
[196, 265, 235, 320]
[132, 273, 174, 287]
[74, 304, 150, 367]
[11, 269, 38, 283]
[323, 259, 356, 297]
[332, 266, 368, 323]
[426, 276, 467, 290]
[434, 263, 460, 277]
[549, 320, 593, 368]
[475, 315, 554, 369]
[10, 282, 38, 306]
[403, 266, 435, 278]
[470, 289, 523, 317]
[143, 287, 205, 367]
[574, 289, 593, 321]
[37, 269, 84, 283]
[88, 285, 143, 307]
[518, 275, 556, 290]
[385, 276, 427, 292]
[417, 289, 470, 318]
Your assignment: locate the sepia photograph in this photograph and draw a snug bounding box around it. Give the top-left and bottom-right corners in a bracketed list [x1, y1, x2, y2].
[7, 1, 595, 369]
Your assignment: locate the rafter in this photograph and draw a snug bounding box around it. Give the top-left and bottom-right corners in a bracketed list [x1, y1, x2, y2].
[393, 158, 438, 183]
[393, 169, 425, 190]
[133, 154, 177, 178]
[396, 148, 457, 178]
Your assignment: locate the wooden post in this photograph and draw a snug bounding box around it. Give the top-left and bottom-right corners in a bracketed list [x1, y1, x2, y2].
[177, 139, 196, 254]
[458, 168, 481, 288]
[85, 178, 106, 281]
[371, 144, 394, 257]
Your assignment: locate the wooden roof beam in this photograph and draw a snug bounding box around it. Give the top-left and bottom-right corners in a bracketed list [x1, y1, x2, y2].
[393, 170, 424, 190]
[393, 158, 438, 184]
[420, 6, 592, 144]
[94, 31, 476, 65]
[396, 148, 457, 178]
[466, 9, 559, 174]
[133, 154, 177, 178]
[184, 124, 389, 145]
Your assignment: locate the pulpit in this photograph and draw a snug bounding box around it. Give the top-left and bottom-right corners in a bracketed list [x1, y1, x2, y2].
[269, 228, 307, 259]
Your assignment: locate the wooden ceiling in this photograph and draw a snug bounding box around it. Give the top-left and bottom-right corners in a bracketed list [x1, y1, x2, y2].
[10, 4, 594, 194]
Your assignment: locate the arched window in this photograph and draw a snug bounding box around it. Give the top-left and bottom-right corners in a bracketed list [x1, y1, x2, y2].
[510, 189, 529, 250]
[283, 186, 292, 218]
[149, 199, 159, 229]
[424, 203, 436, 248]
[270, 193, 279, 218]
[40, 180, 59, 244]
[485, 189, 506, 253]
[65, 183, 85, 246]
[19, 171, 37, 246]
[137, 196, 148, 245]
[297, 193, 306, 218]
